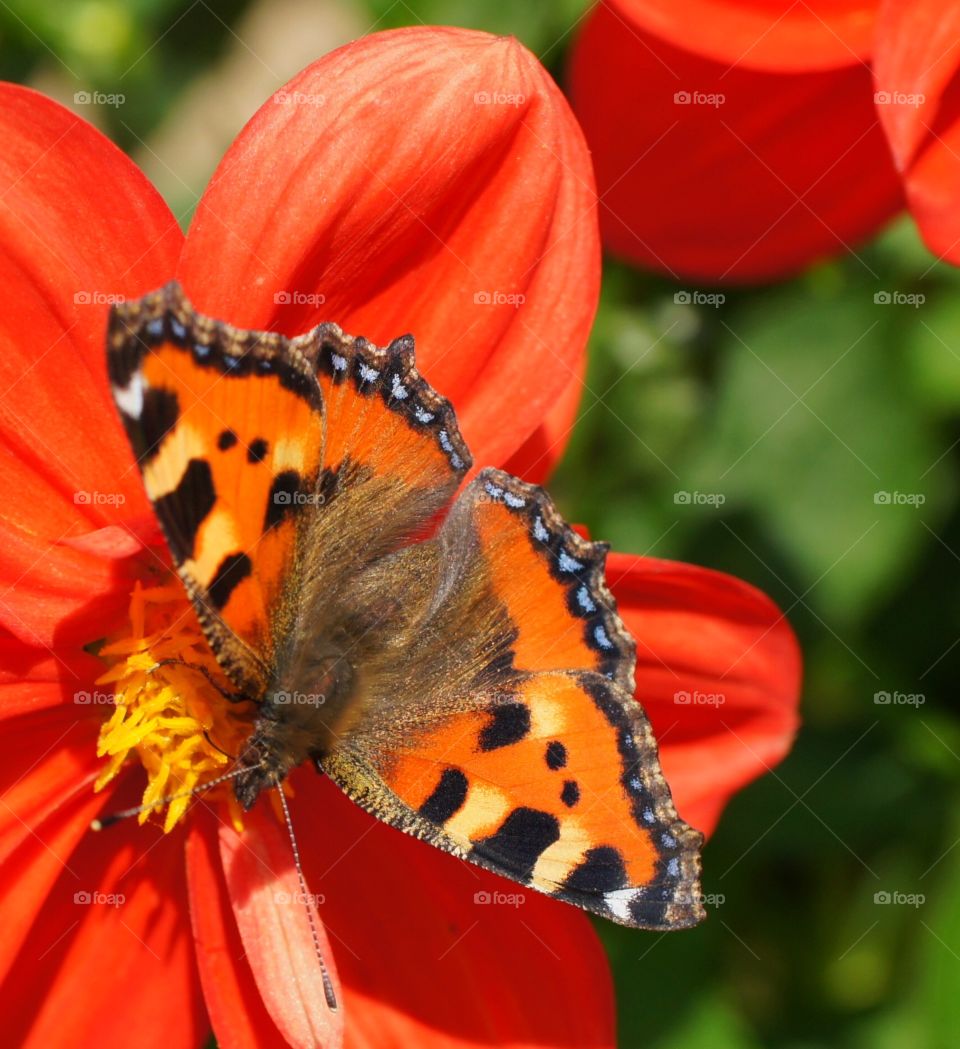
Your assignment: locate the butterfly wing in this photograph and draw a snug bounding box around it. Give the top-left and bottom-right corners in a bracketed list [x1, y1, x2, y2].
[107, 284, 326, 693]
[323, 469, 703, 930]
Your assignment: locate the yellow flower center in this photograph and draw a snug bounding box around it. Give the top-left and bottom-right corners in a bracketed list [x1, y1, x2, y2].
[94, 579, 254, 832]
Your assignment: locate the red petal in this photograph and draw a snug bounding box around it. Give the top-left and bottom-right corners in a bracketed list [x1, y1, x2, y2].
[180, 28, 599, 469]
[502, 354, 585, 484]
[607, 554, 801, 836]
[286, 770, 615, 1048]
[186, 811, 291, 1049]
[219, 802, 343, 1049]
[0, 520, 144, 650]
[0, 84, 181, 527]
[610, 0, 876, 72]
[0, 775, 206, 1049]
[570, 4, 902, 282]
[873, 0, 960, 262]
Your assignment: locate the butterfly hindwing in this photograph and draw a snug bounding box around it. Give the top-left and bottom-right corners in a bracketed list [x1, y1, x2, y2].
[323, 469, 703, 930]
[107, 284, 325, 692]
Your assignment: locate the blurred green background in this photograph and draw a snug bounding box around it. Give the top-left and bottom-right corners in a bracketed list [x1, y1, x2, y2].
[7, 1, 958, 1046]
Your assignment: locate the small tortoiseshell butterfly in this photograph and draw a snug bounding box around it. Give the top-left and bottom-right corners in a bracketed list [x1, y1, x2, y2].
[107, 282, 704, 933]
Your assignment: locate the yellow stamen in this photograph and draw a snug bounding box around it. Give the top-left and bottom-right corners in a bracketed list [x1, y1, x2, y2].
[94, 579, 254, 832]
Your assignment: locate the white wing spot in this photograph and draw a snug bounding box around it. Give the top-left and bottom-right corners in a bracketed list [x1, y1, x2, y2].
[661, 833, 677, 849]
[359, 363, 380, 383]
[146, 318, 164, 339]
[414, 406, 435, 424]
[667, 858, 680, 878]
[170, 318, 187, 340]
[558, 551, 583, 573]
[390, 373, 409, 400]
[594, 624, 614, 649]
[504, 491, 526, 509]
[484, 481, 504, 501]
[577, 585, 596, 613]
[113, 373, 145, 419]
[533, 516, 549, 542]
[642, 808, 655, 824]
[331, 353, 348, 372]
[604, 888, 637, 923]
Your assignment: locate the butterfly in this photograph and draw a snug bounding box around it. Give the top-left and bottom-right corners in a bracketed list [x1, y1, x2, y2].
[106, 281, 704, 933]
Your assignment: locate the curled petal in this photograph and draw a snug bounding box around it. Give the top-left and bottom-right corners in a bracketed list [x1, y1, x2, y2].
[219, 803, 343, 1049]
[569, 4, 902, 282]
[607, 553, 801, 836]
[180, 27, 599, 470]
[187, 812, 291, 1049]
[873, 0, 960, 262]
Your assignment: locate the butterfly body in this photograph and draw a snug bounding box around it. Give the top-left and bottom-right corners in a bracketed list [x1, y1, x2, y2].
[108, 283, 706, 931]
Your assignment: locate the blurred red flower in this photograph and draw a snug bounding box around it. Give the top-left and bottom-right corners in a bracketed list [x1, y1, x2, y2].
[0, 24, 799, 1049]
[569, 0, 960, 281]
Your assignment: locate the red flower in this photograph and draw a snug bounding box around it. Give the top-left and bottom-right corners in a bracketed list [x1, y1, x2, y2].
[0, 25, 799, 1049]
[568, 0, 905, 281]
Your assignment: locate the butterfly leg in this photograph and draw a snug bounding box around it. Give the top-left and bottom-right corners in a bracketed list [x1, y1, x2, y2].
[152, 658, 251, 704]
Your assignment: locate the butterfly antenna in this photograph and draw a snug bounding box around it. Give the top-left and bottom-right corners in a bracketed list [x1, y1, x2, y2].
[276, 786, 339, 1011]
[90, 765, 249, 830]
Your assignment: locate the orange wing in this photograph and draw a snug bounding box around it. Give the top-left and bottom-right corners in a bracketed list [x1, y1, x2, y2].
[324, 469, 703, 930]
[107, 284, 324, 693]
